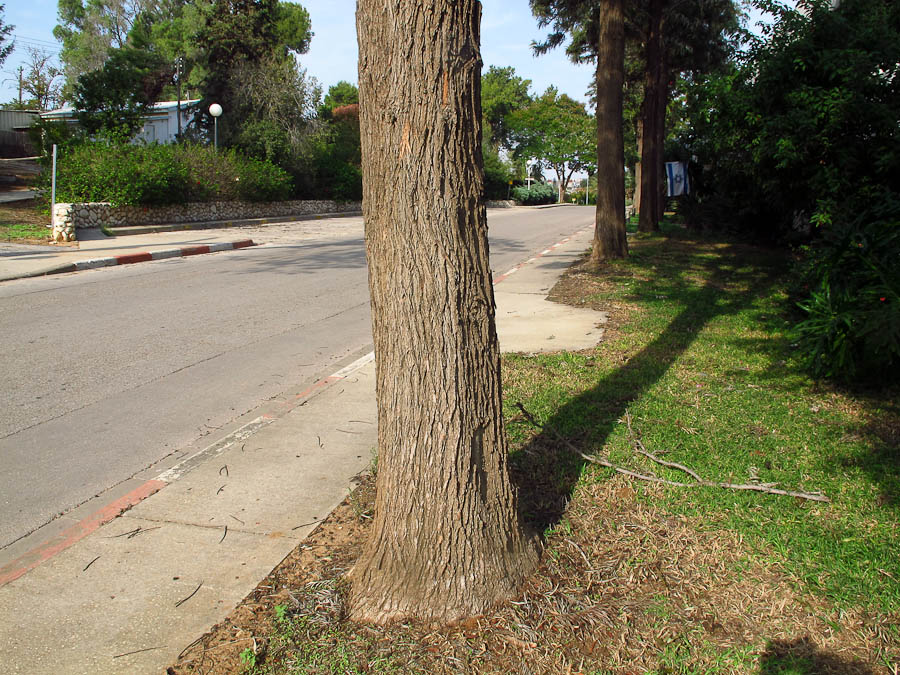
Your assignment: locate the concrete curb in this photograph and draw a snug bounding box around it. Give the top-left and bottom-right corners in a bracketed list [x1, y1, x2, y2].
[0, 239, 256, 282]
[0, 351, 375, 589]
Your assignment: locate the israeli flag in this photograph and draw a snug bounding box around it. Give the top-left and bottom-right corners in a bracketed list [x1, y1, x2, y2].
[666, 162, 689, 197]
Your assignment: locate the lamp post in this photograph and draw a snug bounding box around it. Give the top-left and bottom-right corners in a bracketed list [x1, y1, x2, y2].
[209, 102, 223, 150]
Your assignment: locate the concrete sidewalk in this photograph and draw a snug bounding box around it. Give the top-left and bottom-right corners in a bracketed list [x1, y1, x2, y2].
[0, 225, 605, 675]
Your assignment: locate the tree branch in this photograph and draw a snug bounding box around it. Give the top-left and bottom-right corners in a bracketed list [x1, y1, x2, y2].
[515, 403, 830, 503]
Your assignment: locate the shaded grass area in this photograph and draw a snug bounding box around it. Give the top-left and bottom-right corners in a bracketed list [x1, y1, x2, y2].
[0, 198, 51, 242]
[171, 224, 898, 674]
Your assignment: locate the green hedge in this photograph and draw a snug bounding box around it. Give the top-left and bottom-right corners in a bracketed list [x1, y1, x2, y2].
[512, 183, 555, 205]
[52, 142, 292, 207]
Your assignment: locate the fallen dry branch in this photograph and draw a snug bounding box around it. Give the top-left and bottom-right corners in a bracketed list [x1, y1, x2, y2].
[515, 403, 830, 503]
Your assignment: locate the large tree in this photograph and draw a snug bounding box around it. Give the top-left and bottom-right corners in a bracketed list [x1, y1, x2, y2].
[531, 0, 629, 262]
[195, 0, 312, 146]
[350, 0, 538, 624]
[72, 41, 170, 137]
[54, 0, 148, 95]
[631, 0, 739, 232]
[481, 65, 532, 151]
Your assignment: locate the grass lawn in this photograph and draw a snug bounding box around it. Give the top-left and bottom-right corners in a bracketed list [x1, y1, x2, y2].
[0, 198, 51, 243]
[171, 222, 899, 674]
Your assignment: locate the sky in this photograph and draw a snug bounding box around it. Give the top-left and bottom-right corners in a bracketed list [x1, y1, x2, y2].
[1, 0, 599, 108]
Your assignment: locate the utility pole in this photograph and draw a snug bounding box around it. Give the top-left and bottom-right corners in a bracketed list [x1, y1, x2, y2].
[175, 57, 183, 140]
[17, 66, 23, 105]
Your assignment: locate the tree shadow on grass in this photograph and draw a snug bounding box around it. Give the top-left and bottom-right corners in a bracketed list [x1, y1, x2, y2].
[508, 234, 788, 533]
[758, 636, 877, 674]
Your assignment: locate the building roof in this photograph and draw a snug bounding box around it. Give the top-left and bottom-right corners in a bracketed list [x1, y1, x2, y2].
[41, 100, 202, 120]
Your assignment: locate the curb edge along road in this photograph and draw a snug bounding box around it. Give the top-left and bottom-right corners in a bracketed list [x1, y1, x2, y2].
[0, 351, 376, 587]
[0, 239, 257, 282]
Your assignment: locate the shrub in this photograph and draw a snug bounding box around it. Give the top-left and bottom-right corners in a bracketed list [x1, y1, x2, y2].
[54, 142, 191, 206]
[482, 145, 512, 200]
[234, 155, 293, 202]
[793, 213, 900, 384]
[52, 141, 291, 207]
[512, 183, 555, 205]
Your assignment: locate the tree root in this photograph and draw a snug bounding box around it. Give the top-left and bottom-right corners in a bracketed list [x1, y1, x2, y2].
[514, 403, 830, 503]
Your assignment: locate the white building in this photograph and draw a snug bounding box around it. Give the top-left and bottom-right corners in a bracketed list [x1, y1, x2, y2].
[40, 100, 201, 144]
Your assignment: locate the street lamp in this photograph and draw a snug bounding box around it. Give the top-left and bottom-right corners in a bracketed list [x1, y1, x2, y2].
[209, 102, 223, 150]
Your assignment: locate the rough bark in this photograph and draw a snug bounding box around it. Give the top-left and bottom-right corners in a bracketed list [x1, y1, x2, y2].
[590, 0, 628, 264]
[656, 73, 668, 222]
[633, 116, 643, 214]
[638, 0, 665, 233]
[350, 0, 538, 625]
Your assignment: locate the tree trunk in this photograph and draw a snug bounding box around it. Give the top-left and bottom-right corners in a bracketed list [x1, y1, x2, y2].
[633, 116, 643, 214]
[638, 0, 665, 233]
[656, 73, 668, 222]
[591, 0, 628, 263]
[350, 0, 538, 625]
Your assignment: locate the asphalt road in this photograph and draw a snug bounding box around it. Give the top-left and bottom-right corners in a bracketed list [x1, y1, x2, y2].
[0, 206, 594, 552]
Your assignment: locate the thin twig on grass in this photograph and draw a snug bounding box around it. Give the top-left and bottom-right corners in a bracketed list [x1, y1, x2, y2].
[515, 403, 829, 503]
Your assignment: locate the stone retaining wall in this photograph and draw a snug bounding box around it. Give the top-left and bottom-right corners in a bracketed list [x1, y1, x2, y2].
[53, 199, 363, 230]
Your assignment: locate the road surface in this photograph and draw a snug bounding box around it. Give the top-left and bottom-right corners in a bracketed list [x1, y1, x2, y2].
[0, 206, 594, 554]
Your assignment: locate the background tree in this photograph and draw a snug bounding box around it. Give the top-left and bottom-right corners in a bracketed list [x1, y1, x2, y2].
[629, 0, 740, 232]
[531, 0, 629, 262]
[72, 42, 170, 137]
[481, 65, 532, 151]
[19, 47, 65, 110]
[195, 0, 311, 147]
[322, 80, 358, 111]
[509, 86, 595, 203]
[54, 0, 150, 96]
[351, 0, 538, 623]
[0, 4, 13, 68]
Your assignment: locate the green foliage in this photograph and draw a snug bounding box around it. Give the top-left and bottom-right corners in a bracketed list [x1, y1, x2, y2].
[481, 65, 532, 151]
[508, 86, 595, 201]
[234, 154, 293, 202]
[512, 183, 555, 205]
[482, 143, 513, 200]
[0, 4, 13, 68]
[53, 142, 191, 206]
[72, 45, 171, 138]
[793, 215, 900, 383]
[678, 0, 900, 383]
[27, 119, 82, 162]
[239, 646, 257, 668]
[51, 141, 291, 206]
[274, 1, 312, 54]
[322, 80, 359, 113]
[683, 0, 900, 239]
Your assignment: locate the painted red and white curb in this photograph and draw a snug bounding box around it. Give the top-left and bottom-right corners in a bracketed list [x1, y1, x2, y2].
[492, 225, 592, 285]
[38, 239, 257, 277]
[0, 350, 374, 587]
[0, 225, 592, 587]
